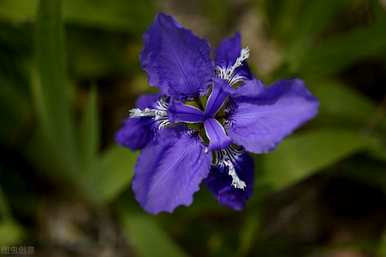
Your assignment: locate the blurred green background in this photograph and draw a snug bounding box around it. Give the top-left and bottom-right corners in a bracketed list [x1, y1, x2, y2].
[0, 0, 386, 256]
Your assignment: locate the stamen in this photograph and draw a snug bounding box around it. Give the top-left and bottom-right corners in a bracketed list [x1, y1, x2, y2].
[213, 145, 247, 190]
[224, 159, 246, 190]
[129, 98, 170, 129]
[216, 47, 250, 85]
[129, 108, 162, 118]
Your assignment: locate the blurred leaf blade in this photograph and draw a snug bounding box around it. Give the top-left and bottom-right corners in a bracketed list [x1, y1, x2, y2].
[0, 76, 30, 146]
[257, 129, 378, 191]
[286, 0, 347, 64]
[121, 212, 189, 257]
[237, 215, 260, 257]
[297, 22, 386, 76]
[81, 146, 137, 204]
[79, 87, 99, 169]
[0, 222, 24, 246]
[0, 0, 154, 33]
[0, 188, 24, 246]
[311, 81, 377, 124]
[32, 0, 78, 174]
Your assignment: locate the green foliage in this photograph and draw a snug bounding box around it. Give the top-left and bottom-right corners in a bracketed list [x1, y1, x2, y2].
[0, 222, 24, 246]
[257, 129, 378, 191]
[33, 0, 79, 176]
[0, 0, 154, 33]
[121, 212, 189, 257]
[0, 189, 24, 245]
[79, 87, 99, 170]
[81, 147, 138, 204]
[297, 22, 386, 77]
[26, 0, 139, 206]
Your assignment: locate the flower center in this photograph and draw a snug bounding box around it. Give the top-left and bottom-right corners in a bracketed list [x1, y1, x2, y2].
[168, 80, 232, 151]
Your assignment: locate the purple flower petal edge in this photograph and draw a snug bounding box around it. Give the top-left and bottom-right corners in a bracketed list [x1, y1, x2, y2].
[140, 13, 214, 99]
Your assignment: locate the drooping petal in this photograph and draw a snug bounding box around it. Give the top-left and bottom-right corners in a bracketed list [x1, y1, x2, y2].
[115, 118, 154, 150]
[132, 127, 212, 214]
[140, 13, 213, 99]
[168, 100, 204, 123]
[205, 153, 254, 210]
[115, 93, 161, 150]
[204, 118, 232, 151]
[215, 32, 252, 80]
[227, 79, 319, 153]
[204, 79, 230, 117]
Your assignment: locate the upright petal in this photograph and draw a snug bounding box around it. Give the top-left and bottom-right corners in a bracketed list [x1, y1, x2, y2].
[140, 13, 213, 99]
[132, 128, 212, 214]
[215, 32, 242, 68]
[115, 93, 160, 150]
[204, 118, 232, 151]
[227, 79, 319, 153]
[204, 79, 230, 117]
[205, 153, 254, 210]
[215, 33, 252, 81]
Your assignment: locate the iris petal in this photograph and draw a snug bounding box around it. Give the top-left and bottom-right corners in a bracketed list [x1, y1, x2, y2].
[204, 118, 232, 151]
[215, 32, 242, 68]
[140, 13, 213, 99]
[115, 93, 160, 150]
[205, 153, 254, 210]
[132, 128, 212, 214]
[204, 79, 230, 117]
[215, 32, 252, 81]
[228, 79, 319, 153]
[135, 93, 161, 109]
[115, 118, 154, 151]
[168, 101, 204, 123]
[230, 79, 264, 100]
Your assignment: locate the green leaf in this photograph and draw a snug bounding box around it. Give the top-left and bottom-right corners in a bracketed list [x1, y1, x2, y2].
[62, 0, 154, 32]
[0, 0, 154, 33]
[297, 22, 386, 76]
[81, 146, 137, 204]
[67, 28, 136, 78]
[0, 222, 24, 246]
[0, 188, 24, 246]
[237, 215, 260, 257]
[311, 81, 377, 124]
[257, 129, 378, 191]
[120, 213, 189, 257]
[0, 75, 30, 146]
[285, 0, 347, 65]
[79, 87, 99, 169]
[32, 0, 78, 174]
[272, 0, 305, 41]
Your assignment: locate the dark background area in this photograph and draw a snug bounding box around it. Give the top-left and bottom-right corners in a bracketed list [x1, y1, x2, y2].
[0, 0, 386, 256]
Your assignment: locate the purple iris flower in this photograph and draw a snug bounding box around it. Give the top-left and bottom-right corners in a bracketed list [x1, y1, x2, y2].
[116, 13, 319, 214]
